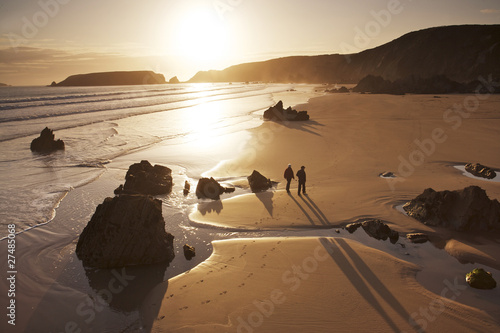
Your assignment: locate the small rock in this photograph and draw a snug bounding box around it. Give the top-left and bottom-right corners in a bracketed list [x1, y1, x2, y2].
[379, 171, 395, 178]
[465, 163, 496, 179]
[466, 268, 497, 289]
[183, 244, 196, 260]
[30, 127, 65, 153]
[345, 223, 362, 233]
[406, 233, 429, 243]
[248, 170, 273, 193]
[115, 160, 173, 195]
[183, 181, 190, 196]
[196, 177, 235, 200]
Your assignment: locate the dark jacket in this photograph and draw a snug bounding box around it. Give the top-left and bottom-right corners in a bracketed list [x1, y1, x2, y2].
[296, 169, 306, 183]
[284, 167, 294, 180]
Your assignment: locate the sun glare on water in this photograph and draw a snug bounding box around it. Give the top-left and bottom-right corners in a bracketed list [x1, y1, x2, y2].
[173, 8, 229, 66]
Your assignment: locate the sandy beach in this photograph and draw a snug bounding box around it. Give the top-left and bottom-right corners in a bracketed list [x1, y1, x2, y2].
[144, 92, 500, 332]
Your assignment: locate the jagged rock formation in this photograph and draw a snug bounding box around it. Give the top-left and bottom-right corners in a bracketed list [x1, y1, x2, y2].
[189, 25, 500, 84]
[403, 186, 500, 231]
[183, 244, 196, 260]
[345, 219, 399, 244]
[247, 170, 273, 193]
[169, 76, 180, 83]
[196, 177, 235, 200]
[53, 71, 166, 86]
[326, 86, 349, 93]
[76, 195, 175, 268]
[465, 163, 497, 179]
[466, 268, 497, 289]
[30, 127, 65, 153]
[263, 101, 309, 121]
[115, 160, 173, 195]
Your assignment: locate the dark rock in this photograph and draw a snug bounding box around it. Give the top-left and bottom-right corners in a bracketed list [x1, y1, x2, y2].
[183, 181, 190, 196]
[196, 177, 235, 200]
[345, 220, 399, 243]
[345, 223, 362, 233]
[169, 76, 180, 84]
[379, 171, 395, 178]
[353, 74, 475, 95]
[248, 170, 272, 193]
[183, 244, 196, 260]
[30, 127, 65, 153]
[361, 219, 399, 244]
[263, 101, 309, 121]
[406, 233, 429, 243]
[326, 86, 349, 93]
[116, 160, 173, 195]
[466, 268, 497, 289]
[76, 195, 175, 268]
[465, 163, 496, 179]
[403, 186, 500, 231]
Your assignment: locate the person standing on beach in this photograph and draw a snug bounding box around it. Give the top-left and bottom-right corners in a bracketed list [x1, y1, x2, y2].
[296, 166, 306, 195]
[284, 164, 294, 193]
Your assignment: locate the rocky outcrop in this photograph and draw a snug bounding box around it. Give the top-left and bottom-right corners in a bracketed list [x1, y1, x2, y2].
[263, 101, 309, 121]
[115, 160, 173, 195]
[406, 233, 429, 244]
[76, 195, 175, 268]
[465, 163, 496, 179]
[345, 219, 399, 243]
[326, 86, 349, 93]
[183, 244, 196, 260]
[169, 76, 180, 84]
[183, 181, 190, 196]
[30, 127, 65, 153]
[466, 268, 497, 289]
[53, 71, 166, 86]
[403, 186, 500, 231]
[352, 74, 479, 94]
[248, 170, 272, 193]
[196, 177, 235, 200]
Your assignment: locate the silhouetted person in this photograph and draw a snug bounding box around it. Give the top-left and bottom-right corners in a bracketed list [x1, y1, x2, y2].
[297, 166, 306, 195]
[284, 164, 294, 193]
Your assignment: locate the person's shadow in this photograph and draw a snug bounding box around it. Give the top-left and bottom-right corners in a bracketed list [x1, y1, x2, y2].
[300, 194, 331, 225]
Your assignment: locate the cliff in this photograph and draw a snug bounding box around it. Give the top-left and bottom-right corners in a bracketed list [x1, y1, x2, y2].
[189, 25, 500, 84]
[53, 70, 166, 86]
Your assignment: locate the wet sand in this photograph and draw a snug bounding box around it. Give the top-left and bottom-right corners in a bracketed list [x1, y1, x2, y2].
[145, 93, 500, 332]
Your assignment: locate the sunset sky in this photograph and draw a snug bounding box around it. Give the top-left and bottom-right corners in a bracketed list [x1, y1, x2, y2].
[1, 0, 499, 85]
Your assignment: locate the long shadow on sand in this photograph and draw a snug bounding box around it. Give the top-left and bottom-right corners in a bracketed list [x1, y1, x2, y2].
[270, 119, 324, 136]
[319, 238, 422, 333]
[256, 191, 274, 216]
[288, 192, 319, 226]
[300, 194, 331, 225]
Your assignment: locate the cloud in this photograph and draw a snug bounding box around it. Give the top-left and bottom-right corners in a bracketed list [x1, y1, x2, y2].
[480, 9, 500, 14]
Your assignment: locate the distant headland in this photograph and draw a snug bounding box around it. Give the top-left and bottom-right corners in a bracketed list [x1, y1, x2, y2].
[51, 71, 167, 87]
[188, 24, 500, 84]
[0, 83, 10, 87]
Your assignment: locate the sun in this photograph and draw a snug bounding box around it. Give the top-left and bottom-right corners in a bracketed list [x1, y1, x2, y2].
[173, 8, 229, 66]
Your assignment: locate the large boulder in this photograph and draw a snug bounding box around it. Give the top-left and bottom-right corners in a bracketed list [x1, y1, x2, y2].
[30, 127, 65, 153]
[196, 177, 235, 200]
[76, 195, 175, 268]
[248, 170, 272, 193]
[263, 101, 309, 121]
[403, 186, 500, 231]
[116, 160, 173, 195]
[345, 219, 399, 244]
[466, 268, 497, 289]
[465, 163, 496, 179]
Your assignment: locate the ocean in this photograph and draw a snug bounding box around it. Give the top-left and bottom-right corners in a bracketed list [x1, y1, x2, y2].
[0, 83, 307, 239]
